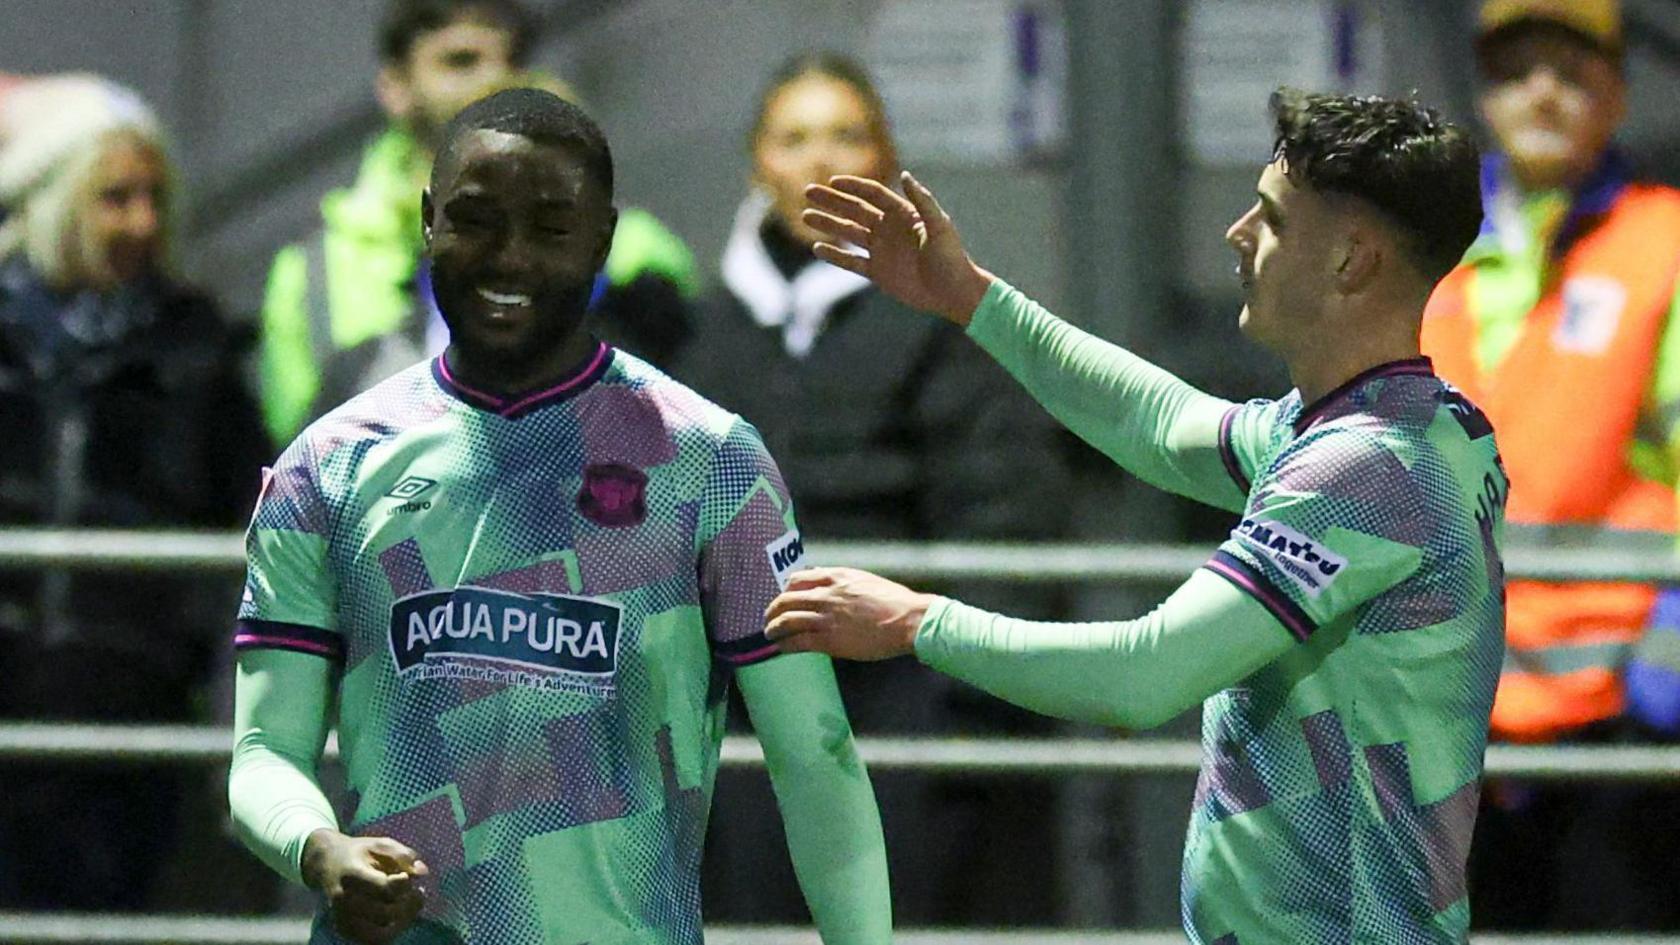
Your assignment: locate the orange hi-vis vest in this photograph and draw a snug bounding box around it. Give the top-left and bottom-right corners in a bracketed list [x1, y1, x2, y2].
[1423, 182, 1680, 742]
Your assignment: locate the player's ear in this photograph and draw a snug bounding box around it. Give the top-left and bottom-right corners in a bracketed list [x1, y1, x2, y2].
[1333, 226, 1380, 294]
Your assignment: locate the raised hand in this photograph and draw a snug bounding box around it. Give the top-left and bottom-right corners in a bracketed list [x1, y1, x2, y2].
[765, 566, 938, 661]
[802, 170, 995, 326]
[302, 830, 430, 945]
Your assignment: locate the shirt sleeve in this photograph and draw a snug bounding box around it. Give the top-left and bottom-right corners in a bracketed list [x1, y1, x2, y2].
[227, 647, 339, 885]
[235, 436, 344, 661]
[698, 418, 803, 669]
[1203, 427, 1426, 642]
[965, 278, 1248, 513]
[734, 655, 891, 943]
[1216, 397, 1286, 496]
[914, 568, 1299, 730]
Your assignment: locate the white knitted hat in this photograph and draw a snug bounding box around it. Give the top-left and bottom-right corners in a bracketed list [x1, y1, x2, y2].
[0, 73, 162, 206]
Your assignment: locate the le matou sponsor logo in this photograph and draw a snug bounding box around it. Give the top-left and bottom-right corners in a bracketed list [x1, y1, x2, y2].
[1232, 518, 1347, 599]
[389, 586, 622, 694]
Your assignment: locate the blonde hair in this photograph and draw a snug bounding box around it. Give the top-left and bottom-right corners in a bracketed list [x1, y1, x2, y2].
[0, 76, 174, 288]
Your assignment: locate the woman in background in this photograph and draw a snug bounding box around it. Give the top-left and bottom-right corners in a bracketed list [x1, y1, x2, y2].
[0, 76, 267, 911]
[683, 52, 1071, 927]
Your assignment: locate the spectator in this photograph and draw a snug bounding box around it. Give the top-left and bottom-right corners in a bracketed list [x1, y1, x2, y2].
[0, 75, 267, 911]
[259, 0, 695, 446]
[1421, 0, 1680, 929]
[680, 51, 1071, 926]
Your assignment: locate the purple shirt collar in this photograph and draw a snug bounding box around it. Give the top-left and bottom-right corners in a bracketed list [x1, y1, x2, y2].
[432, 341, 613, 419]
[1292, 356, 1435, 435]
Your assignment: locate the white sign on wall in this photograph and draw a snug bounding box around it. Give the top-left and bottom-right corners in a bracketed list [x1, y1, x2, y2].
[1181, 0, 1387, 165]
[865, 0, 1067, 164]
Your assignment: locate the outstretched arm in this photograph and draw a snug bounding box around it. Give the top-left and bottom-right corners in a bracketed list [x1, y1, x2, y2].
[911, 570, 1290, 728]
[765, 567, 1291, 730]
[967, 280, 1246, 511]
[767, 434, 1430, 728]
[737, 653, 893, 943]
[805, 173, 1250, 511]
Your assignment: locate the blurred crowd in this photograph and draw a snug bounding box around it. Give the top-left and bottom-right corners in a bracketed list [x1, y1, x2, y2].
[1, 0, 1678, 932]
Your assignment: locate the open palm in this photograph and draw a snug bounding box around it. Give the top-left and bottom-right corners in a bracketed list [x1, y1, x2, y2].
[802, 171, 993, 325]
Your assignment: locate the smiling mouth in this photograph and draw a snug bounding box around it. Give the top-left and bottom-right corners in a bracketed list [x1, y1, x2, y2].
[477, 287, 533, 308]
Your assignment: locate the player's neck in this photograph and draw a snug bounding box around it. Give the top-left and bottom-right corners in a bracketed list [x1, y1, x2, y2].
[1290, 344, 1422, 408]
[1288, 324, 1424, 408]
[444, 332, 602, 399]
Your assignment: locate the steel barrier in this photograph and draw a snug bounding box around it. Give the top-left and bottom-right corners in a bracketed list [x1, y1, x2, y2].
[5, 528, 1680, 944]
[4, 724, 1680, 782]
[3, 528, 1680, 584]
[0, 915, 1673, 945]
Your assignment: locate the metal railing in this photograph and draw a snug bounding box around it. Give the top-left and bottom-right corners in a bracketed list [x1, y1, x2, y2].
[5, 528, 1680, 945]
[3, 915, 1671, 945]
[4, 724, 1680, 783]
[4, 528, 1680, 584]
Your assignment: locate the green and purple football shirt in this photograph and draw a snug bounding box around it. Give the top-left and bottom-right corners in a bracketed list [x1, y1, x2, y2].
[236, 343, 808, 945]
[1186, 363, 1507, 942]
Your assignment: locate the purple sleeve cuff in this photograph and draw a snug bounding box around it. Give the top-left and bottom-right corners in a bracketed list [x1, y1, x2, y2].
[712, 628, 782, 665]
[712, 631, 781, 669]
[233, 619, 344, 661]
[1203, 551, 1317, 643]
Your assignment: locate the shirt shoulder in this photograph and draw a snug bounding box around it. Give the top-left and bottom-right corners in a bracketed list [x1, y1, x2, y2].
[602, 348, 754, 451]
[284, 361, 448, 502]
[307, 360, 443, 444]
[1264, 378, 1446, 513]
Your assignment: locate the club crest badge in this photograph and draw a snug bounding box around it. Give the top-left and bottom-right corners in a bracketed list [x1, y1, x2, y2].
[578, 463, 648, 527]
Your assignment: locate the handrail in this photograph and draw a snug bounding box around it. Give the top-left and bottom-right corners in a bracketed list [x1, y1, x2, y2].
[0, 913, 1669, 945]
[1, 528, 1677, 584]
[4, 724, 1679, 782]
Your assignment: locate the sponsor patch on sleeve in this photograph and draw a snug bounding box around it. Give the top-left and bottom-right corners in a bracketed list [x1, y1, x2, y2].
[1232, 518, 1348, 599]
[766, 530, 808, 590]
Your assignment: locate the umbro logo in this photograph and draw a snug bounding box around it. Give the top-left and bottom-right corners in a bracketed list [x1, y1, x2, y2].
[386, 477, 438, 515]
[386, 477, 438, 500]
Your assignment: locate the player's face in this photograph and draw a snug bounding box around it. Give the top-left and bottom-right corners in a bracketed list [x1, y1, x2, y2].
[77, 132, 167, 290]
[1478, 28, 1623, 191]
[1225, 161, 1336, 350]
[425, 130, 615, 378]
[753, 74, 892, 246]
[380, 18, 517, 152]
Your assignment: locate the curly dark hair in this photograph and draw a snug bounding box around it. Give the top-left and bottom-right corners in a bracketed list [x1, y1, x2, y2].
[1269, 88, 1483, 284]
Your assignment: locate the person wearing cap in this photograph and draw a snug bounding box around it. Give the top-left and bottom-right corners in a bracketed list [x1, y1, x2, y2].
[1421, 0, 1680, 929]
[0, 75, 268, 910]
[258, 0, 697, 448]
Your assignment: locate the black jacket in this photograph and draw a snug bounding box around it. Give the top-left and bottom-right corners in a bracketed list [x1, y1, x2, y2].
[678, 278, 1069, 549]
[0, 259, 268, 718]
